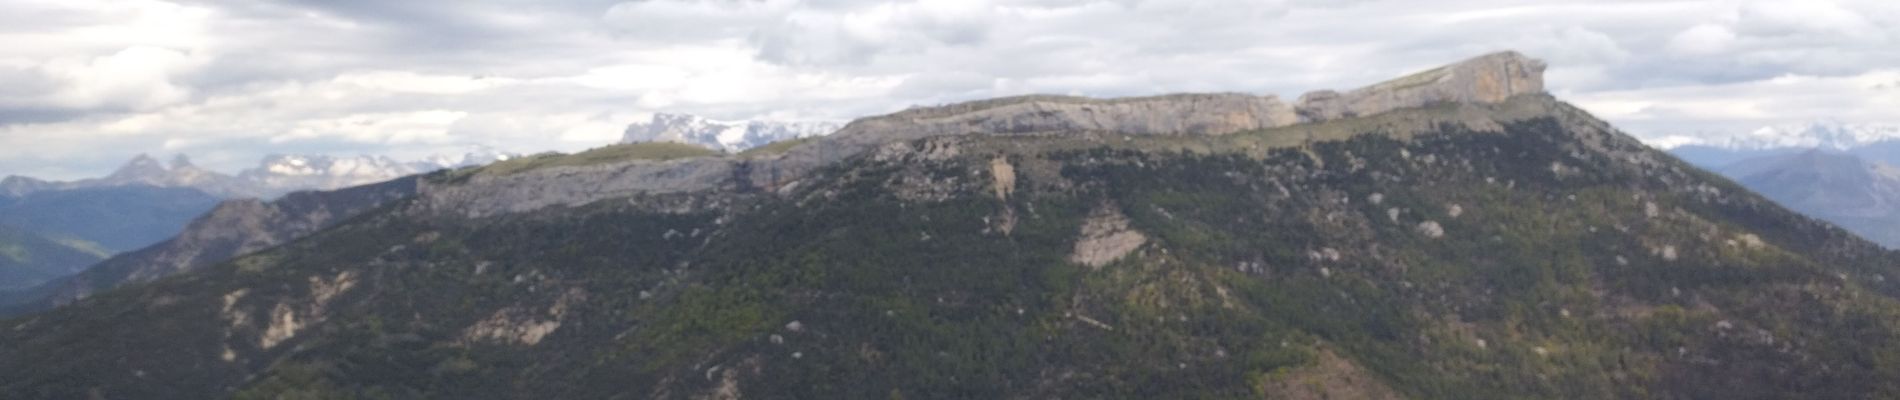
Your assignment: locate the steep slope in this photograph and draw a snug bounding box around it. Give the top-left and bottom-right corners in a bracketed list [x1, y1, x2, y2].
[1716, 150, 1900, 248]
[0, 185, 222, 253]
[7, 52, 1900, 399]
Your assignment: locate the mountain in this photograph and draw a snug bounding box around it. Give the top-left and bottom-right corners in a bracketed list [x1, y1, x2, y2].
[2, 149, 517, 200]
[0, 185, 222, 253]
[0, 225, 106, 291]
[0, 176, 423, 315]
[1715, 150, 1900, 248]
[623, 113, 841, 153]
[2, 155, 255, 198]
[1668, 121, 1900, 167]
[8, 51, 1900, 399]
[0, 149, 514, 315]
[1661, 122, 1900, 249]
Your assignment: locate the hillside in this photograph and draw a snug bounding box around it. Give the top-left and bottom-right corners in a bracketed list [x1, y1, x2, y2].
[4, 52, 1900, 399]
[0, 225, 105, 291]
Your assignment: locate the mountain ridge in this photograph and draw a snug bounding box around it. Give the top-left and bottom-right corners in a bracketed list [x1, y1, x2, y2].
[12, 51, 1900, 398]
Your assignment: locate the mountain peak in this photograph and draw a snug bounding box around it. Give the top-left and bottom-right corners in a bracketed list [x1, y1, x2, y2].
[109, 153, 170, 179]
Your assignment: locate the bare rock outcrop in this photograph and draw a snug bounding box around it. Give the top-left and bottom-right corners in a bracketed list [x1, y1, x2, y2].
[845, 92, 1299, 138]
[1295, 51, 1546, 121]
[1070, 205, 1147, 268]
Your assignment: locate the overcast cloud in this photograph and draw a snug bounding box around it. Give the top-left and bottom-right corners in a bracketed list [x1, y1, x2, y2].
[1, 0, 1895, 179]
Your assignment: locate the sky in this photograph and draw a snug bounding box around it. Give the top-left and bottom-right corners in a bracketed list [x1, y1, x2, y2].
[0, 0, 1896, 179]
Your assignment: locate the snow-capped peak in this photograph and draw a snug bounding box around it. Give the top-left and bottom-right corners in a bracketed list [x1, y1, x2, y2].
[1658, 120, 1900, 150]
[623, 113, 841, 152]
[236, 147, 518, 196]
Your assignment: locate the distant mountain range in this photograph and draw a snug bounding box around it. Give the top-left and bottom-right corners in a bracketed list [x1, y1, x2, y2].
[1663, 121, 1900, 248]
[3, 148, 516, 200]
[623, 113, 840, 152]
[1667, 121, 1900, 167]
[0, 148, 516, 295]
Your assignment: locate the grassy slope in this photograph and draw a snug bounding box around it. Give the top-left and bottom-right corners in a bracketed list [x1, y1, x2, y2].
[477, 143, 720, 176]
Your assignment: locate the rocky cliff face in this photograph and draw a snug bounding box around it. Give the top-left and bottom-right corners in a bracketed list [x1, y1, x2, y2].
[1295, 51, 1546, 121]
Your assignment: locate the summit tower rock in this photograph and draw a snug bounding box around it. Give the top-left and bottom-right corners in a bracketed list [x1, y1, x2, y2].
[1295, 51, 1547, 121]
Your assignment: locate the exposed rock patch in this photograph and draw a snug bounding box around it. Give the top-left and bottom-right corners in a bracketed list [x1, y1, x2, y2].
[1417, 220, 1445, 238]
[258, 270, 358, 349]
[1255, 348, 1404, 400]
[260, 303, 302, 349]
[461, 288, 586, 346]
[1070, 205, 1147, 268]
[990, 157, 1016, 200]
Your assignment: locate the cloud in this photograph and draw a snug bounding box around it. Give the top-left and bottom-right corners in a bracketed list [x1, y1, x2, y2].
[1667, 24, 1737, 56]
[1568, 69, 1900, 141]
[0, 0, 1896, 179]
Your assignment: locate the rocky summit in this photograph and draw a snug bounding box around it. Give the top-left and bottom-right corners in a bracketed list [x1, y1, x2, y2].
[5, 51, 1900, 400]
[1296, 51, 1546, 121]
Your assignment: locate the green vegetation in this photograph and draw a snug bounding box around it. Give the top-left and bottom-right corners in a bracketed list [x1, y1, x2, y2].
[461, 142, 722, 178]
[737, 136, 819, 158]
